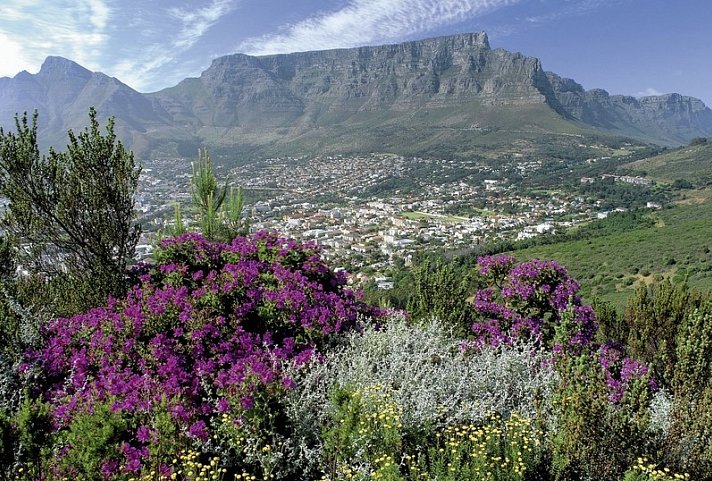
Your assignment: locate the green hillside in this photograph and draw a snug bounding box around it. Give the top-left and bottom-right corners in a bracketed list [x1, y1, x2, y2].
[509, 198, 712, 308]
[625, 138, 712, 186]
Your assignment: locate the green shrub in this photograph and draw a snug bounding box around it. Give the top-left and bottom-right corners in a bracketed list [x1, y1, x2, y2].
[57, 400, 133, 480]
[665, 301, 712, 479]
[593, 298, 628, 345]
[9, 395, 53, 481]
[407, 259, 479, 336]
[550, 349, 654, 481]
[624, 280, 705, 388]
[322, 383, 403, 480]
[407, 413, 541, 481]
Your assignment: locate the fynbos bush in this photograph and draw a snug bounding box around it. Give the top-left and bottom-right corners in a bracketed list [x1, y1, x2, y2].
[472, 256, 597, 349]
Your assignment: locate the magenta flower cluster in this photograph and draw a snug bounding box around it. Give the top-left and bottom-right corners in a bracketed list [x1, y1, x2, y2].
[471, 255, 654, 403]
[471, 256, 597, 349]
[597, 341, 655, 403]
[28, 232, 376, 476]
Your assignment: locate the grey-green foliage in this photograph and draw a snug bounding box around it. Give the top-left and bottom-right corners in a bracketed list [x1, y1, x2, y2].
[188, 148, 248, 241]
[0, 237, 42, 411]
[0, 284, 40, 410]
[0, 108, 141, 307]
[281, 317, 557, 478]
[647, 389, 673, 445]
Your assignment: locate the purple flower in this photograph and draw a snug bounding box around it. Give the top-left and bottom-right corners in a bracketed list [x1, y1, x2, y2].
[472, 256, 597, 348]
[240, 395, 255, 410]
[122, 444, 147, 473]
[136, 425, 151, 443]
[187, 420, 209, 441]
[100, 459, 120, 479]
[216, 398, 230, 413]
[282, 376, 297, 390]
[27, 232, 383, 475]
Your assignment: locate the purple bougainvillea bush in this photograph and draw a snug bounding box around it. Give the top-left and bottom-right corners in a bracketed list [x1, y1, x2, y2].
[470, 255, 655, 403]
[27, 232, 378, 478]
[471, 255, 659, 479]
[471, 255, 597, 349]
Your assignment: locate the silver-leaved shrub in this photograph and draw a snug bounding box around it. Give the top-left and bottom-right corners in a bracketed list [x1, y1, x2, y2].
[281, 316, 557, 478]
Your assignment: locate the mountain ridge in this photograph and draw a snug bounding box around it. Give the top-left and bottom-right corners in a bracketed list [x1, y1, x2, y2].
[1, 32, 711, 158]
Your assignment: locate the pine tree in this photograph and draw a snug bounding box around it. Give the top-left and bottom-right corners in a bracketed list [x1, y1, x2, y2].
[189, 148, 248, 241]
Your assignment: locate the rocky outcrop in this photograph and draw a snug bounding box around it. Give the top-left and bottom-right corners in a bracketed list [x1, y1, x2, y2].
[546, 72, 712, 144]
[151, 32, 557, 129]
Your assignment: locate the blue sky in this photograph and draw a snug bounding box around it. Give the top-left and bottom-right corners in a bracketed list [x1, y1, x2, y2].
[0, 0, 709, 105]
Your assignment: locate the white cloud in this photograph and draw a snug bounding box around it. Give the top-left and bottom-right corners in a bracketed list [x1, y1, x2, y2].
[637, 87, 665, 97]
[0, 0, 110, 73]
[0, 32, 34, 76]
[169, 0, 236, 49]
[87, 0, 110, 30]
[239, 0, 522, 55]
[524, 0, 613, 23]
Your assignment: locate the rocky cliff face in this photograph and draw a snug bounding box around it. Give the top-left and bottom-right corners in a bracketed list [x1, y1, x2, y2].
[546, 72, 712, 144]
[152, 32, 558, 130]
[1, 33, 711, 157]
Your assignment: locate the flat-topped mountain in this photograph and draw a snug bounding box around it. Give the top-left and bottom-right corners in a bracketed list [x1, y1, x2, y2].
[1, 32, 711, 158]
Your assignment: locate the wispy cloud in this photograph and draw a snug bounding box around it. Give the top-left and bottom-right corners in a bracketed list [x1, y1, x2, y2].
[107, 0, 238, 91]
[0, 0, 110, 76]
[168, 0, 236, 49]
[239, 0, 522, 55]
[637, 87, 665, 97]
[524, 0, 616, 24]
[109, 47, 178, 92]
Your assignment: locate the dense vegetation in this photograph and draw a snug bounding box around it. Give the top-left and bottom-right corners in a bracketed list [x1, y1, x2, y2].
[1, 114, 711, 481]
[509, 202, 712, 308]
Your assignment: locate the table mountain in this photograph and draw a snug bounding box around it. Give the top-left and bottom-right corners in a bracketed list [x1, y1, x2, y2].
[1, 32, 711, 158]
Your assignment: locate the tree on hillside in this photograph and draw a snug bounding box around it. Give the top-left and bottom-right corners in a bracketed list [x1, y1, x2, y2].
[0, 108, 141, 312]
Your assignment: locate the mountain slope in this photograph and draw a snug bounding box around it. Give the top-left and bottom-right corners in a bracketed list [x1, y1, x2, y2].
[0, 57, 179, 152]
[547, 73, 712, 145]
[147, 32, 579, 156]
[625, 139, 712, 185]
[1, 33, 711, 158]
